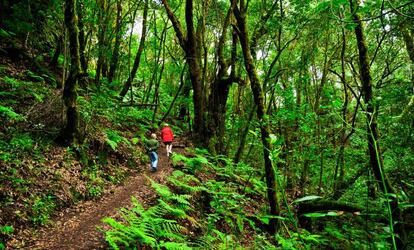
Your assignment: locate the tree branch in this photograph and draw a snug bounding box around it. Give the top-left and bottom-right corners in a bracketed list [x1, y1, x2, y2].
[161, 0, 187, 48]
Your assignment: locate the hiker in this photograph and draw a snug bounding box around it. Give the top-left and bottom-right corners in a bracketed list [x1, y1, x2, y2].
[161, 123, 174, 157]
[145, 133, 159, 172]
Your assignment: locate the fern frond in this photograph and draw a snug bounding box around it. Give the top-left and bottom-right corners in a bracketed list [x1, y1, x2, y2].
[130, 196, 145, 215]
[168, 171, 207, 193]
[148, 177, 173, 198]
[146, 203, 168, 218]
[158, 199, 187, 218]
[160, 241, 193, 250]
[170, 194, 192, 206]
[191, 235, 217, 249]
[154, 218, 187, 236]
[102, 218, 136, 249]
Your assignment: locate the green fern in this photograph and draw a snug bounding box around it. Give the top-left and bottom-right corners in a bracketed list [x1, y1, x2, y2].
[172, 153, 210, 173]
[160, 241, 192, 250]
[103, 194, 190, 250]
[104, 151, 279, 249]
[0, 105, 24, 121]
[148, 177, 193, 207]
[158, 199, 188, 218]
[148, 177, 173, 197]
[168, 170, 207, 193]
[105, 129, 130, 151]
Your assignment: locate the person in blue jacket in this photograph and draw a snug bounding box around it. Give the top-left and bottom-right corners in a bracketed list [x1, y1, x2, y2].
[145, 133, 159, 172]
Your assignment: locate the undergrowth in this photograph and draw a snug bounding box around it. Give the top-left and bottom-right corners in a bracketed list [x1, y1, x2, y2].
[103, 149, 398, 249]
[0, 69, 150, 246]
[102, 150, 314, 249]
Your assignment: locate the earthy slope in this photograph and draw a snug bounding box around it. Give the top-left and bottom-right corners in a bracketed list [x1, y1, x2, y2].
[9, 141, 188, 250]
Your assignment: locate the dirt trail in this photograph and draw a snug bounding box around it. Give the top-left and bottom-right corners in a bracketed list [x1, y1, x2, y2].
[11, 140, 187, 250]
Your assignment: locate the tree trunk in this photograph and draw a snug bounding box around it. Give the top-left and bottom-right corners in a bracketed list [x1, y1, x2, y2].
[50, 34, 62, 69]
[162, 0, 205, 141]
[399, 20, 414, 133]
[299, 158, 310, 190]
[108, 0, 122, 83]
[334, 26, 351, 198]
[206, 78, 232, 154]
[78, 1, 88, 74]
[179, 76, 192, 121]
[233, 0, 280, 235]
[57, 0, 81, 146]
[234, 107, 255, 163]
[317, 118, 324, 195]
[152, 24, 167, 125]
[144, 11, 162, 104]
[184, 0, 204, 139]
[400, 22, 414, 68]
[95, 0, 108, 86]
[160, 65, 186, 124]
[349, 0, 404, 247]
[119, 0, 148, 98]
[205, 2, 236, 154]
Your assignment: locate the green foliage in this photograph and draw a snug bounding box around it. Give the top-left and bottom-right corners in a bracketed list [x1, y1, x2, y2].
[276, 230, 327, 249]
[148, 178, 192, 209]
[294, 195, 323, 203]
[103, 196, 189, 249]
[0, 225, 14, 250]
[0, 105, 24, 121]
[303, 211, 340, 218]
[167, 170, 207, 193]
[27, 195, 56, 225]
[0, 76, 51, 106]
[171, 151, 209, 174]
[105, 129, 126, 151]
[87, 185, 103, 198]
[104, 151, 287, 249]
[25, 70, 44, 82]
[157, 151, 389, 249]
[10, 133, 33, 151]
[82, 164, 105, 198]
[0, 28, 15, 38]
[2, 76, 25, 89]
[0, 65, 7, 74]
[0, 0, 413, 247]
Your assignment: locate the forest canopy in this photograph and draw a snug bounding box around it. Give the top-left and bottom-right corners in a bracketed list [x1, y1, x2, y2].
[0, 0, 413, 249]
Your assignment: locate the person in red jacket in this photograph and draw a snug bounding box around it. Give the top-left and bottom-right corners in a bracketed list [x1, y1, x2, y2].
[161, 123, 174, 157]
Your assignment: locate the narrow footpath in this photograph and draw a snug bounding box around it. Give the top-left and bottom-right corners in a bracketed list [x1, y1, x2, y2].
[10, 140, 188, 250]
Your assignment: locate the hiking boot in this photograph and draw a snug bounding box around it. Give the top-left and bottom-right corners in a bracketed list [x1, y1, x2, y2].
[151, 167, 157, 172]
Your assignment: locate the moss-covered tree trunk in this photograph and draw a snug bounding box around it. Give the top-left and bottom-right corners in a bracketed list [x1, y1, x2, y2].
[183, 0, 204, 139]
[50, 33, 62, 69]
[233, 0, 280, 235]
[119, 0, 148, 99]
[162, 0, 205, 142]
[160, 65, 186, 124]
[77, 1, 88, 74]
[58, 0, 81, 146]
[234, 107, 255, 163]
[205, 2, 235, 154]
[400, 22, 414, 84]
[333, 26, 354, 199]
[179, 77, 192, 121]
[95, 0, 107, 86]
[151, 23, 167, 125]
[108, 0, 122, 84]
[349, 0, 404, 247]
[402, 28, 414, 54]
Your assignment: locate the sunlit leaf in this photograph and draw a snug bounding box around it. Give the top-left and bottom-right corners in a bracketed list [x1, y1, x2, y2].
[294, 195, 322, 203]
[303, 212, 327, 218]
